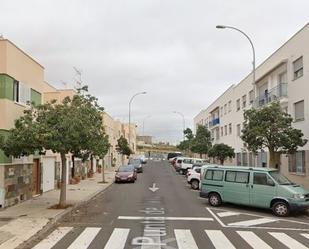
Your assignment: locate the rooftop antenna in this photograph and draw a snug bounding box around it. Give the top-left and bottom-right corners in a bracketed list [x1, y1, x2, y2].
[73, 66, 82, 89]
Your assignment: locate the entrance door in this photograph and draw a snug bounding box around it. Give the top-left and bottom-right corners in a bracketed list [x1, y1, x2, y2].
[32, 159, 41, 196]
[42, 157, 55, 192]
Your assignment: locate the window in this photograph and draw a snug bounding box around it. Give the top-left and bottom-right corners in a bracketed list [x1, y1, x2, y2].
[220, 107, 223, 117]
[294, 100, 304, 121]
[228, 101, 232, 112]
[236, 99, 240, 111]
[224, 104, 227, 115]
[215, 128, 219, 140]
[249, 90, 254, 104]
[289, 151, 306, 174]
[242, 95, 247, 108]
[229, 123, 232, 135]
[205, 169, 224, 181]
[293, 56, 303, 79]
[18, 82, 31, 105]
[13, 80, 19, 102]
[237, 124, 241, 136]
[253, 173, 274, 186]
[225, 171, 249, 183]
[224, 125, 227, 136]
[221, 127, 223, 136]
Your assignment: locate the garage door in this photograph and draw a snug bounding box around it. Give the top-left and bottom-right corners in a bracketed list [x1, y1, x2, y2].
[42, 157, 56, 192]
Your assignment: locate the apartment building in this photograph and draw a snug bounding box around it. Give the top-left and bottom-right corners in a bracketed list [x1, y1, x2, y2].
[0, 38, 45, 206]
[194, 23, 309, 189]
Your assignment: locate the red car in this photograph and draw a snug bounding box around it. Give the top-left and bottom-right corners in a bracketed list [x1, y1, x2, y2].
[115, 165, 137, 183]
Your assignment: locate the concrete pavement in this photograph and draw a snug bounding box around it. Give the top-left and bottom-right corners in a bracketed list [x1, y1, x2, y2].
[0, 169, 115, 249]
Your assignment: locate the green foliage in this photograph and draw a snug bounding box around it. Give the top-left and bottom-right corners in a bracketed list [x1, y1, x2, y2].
[191, 125, 212, 156]
[184, 128, 194, 141]
[0, 86, 110, 206]
[241, 102, 307, 154]
[116, 136, 132, 156]
[208, 143, 235, 165]
[176, 128, 195, 151]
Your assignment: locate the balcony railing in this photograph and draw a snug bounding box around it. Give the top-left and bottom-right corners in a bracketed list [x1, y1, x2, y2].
[254, 83, 287, 107]
[209, 118, 220, 128]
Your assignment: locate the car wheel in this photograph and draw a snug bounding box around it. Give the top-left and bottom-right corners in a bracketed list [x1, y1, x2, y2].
[208, 193, 222, 207]
[272, 201, 290, 217]
[179, 169, 184, 175]
[191, 180, 199, 190]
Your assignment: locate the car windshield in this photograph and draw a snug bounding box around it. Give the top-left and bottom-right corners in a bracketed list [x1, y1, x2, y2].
[269, 171, 294, 185]
[118, 166, 134, 172]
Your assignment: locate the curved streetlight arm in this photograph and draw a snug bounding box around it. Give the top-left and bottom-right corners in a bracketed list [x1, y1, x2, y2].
[128, 91, 147, 148]
[216, 25, 256, 97]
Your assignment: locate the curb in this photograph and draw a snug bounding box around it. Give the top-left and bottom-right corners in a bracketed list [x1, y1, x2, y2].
[17, 178, 115, 249]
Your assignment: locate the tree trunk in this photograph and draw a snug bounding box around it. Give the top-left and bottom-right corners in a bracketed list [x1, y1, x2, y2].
[121, 155, 124, 165]
[102, 157, 106, 183]
[71, 155, 75, 178]
[269, 150, 281, 169]
[220, 159, 224, 165]
[59, 153, 67, 208]
[200, 153, 202, 159]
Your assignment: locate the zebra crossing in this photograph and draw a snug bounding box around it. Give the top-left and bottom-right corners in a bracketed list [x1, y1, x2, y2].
[32, 226, 309, 249]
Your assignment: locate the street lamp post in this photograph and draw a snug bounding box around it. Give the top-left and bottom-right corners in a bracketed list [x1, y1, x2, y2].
[173, 111, 186, 141]
[216, 25, 256, 98]
[129, 92, 147, 148]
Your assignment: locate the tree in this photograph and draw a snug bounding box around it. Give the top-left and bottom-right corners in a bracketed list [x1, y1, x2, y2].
[116, 136, 132, 165]
[208, 143, 235, 165]
[191, 125, 212, 158]
[0, 86, 108, 208]
[176, 128, 194, 151]
[241, 102, 307, 168]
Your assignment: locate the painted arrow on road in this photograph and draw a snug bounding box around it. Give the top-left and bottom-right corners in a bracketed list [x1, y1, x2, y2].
[149, 183, 159, 192]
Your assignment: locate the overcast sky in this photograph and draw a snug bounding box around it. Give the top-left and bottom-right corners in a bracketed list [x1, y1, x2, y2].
[0, 1, 308, 144]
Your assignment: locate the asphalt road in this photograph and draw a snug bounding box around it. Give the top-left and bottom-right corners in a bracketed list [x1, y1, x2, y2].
[28, 160, 309, 249]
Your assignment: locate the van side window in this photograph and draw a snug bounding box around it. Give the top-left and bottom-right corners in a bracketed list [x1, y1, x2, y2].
[205, 170, 223, 181]
[195, 168, 201, 173]
[253, 173, 274, 186]
[225, 171, 249, 184]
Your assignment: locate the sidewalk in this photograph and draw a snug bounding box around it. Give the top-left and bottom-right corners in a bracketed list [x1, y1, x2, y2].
[0, 169, 115, 249]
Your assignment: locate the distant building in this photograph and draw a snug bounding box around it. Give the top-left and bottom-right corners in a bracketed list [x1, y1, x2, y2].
[137, 135, 153, 145]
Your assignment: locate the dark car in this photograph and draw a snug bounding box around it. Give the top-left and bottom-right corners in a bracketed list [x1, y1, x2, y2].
[167, 152, 182, 161]
[129, 158, 143, 173]
[115, 165, 137, 183]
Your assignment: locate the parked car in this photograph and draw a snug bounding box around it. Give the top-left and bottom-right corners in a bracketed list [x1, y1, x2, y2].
[178, 158, 208, 175]
[167, 152, 182, 161]
[115, 165, 137, 183]
[200, 166, 309, 217]
[175, 157, 185, 172]
[187, 166, 202, 190]
[129, 158, 143, 173]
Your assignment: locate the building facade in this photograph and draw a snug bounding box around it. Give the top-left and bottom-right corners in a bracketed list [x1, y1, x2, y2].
[0, 38, 137, 207]
[194, 23, 309, 189]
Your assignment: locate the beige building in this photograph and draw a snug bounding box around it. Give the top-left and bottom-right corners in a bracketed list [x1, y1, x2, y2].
[194, 23, 309, 189]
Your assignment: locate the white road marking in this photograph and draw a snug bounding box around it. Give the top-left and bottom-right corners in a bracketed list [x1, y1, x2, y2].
[206, 208, 226, 227]
[32, 227, 73, 249]
[118, 216, 213, 221]
[67, 227, 101, 249]
[217, 211, 239, 217]
[228, 218, 277, 227]
[237, 231, 272, 249]
[149, 183, 159, 192]
[301, 233, 309, 239]
[269, 232, 308, 249]
[205, 230, 236, 249]
[104, 228, 129, 249]
[174, 229, 199, 249]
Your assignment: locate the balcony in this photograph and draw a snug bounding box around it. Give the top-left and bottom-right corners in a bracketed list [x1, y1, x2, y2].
[209, 118, 220, 128]
[254, 83, 287, 108]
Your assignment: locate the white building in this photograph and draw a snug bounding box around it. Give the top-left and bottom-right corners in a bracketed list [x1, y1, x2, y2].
[194, 23, 309, 189]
